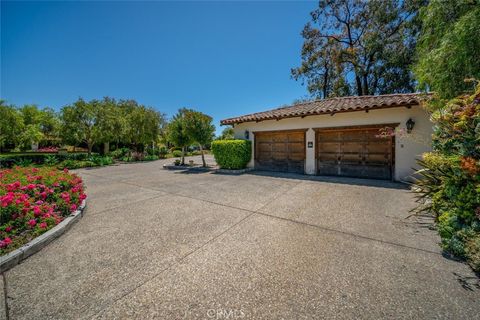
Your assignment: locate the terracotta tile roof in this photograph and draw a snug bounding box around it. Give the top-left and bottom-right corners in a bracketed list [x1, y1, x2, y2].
[221, 93, 430, 125]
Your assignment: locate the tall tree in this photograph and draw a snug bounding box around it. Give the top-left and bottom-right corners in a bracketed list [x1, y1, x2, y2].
[184, 110, 215, 167]
[18, 105, 60, 150]
[292, 0, 423, 98]
[60, 98, 102, 155]
[414, 0, 480, 99]
[96, 97, 126, 154]
[167, 109, 193, 165]
[0, 101, 23, 151]
[217, 127, 235, 140]
[125, 102, 165, 151]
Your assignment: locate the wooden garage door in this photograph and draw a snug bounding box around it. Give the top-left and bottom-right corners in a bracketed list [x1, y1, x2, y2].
[255, 130, 306, 173]
[316, 126, 395, 180]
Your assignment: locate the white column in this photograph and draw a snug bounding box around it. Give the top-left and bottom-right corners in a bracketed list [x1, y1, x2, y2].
[305, 128, 316, 175]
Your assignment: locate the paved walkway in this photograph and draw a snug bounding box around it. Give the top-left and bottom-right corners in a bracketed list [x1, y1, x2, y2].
[2, 156, 479, 319]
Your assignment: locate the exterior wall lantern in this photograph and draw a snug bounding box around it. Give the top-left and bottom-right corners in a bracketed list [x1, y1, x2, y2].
[406, 118, 415, 133]
[244, 130, 250, 140]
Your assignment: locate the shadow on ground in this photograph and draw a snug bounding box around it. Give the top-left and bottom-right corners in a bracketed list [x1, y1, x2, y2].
[247, 170, 410, 190]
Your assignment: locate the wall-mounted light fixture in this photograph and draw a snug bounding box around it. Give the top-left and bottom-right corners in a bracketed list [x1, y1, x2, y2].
[406, 118, 415, 133]
[244, 130, 250, 140]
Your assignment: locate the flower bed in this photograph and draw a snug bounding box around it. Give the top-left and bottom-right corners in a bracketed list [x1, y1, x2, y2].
[0, 166, 86, 255]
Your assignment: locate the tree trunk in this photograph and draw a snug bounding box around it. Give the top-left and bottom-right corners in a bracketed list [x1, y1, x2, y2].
[355, 73, 363, 96]
[87, 142, 93, 156]
[103, 142, 110, 155]
[362, 74, 369, 95]
[200, 145, 206, 167]
[322, 67, 329, 99]
[181, 146, 186, 165]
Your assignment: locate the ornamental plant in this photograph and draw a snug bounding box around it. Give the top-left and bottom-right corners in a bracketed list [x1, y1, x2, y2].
[211, 140, 252, 170]
[0, 166, 86, 255]
[413, 83, 480, 271]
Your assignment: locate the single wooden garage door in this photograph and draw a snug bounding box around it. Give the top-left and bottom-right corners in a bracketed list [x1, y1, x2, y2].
[316, 126, 394, 180]
[255, 130, 306, 173]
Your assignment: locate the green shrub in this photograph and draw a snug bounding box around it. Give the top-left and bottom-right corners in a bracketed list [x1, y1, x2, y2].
[172, 150, 183, 157]
[109, 147, 130, 159]
[158, 146, 168, 158]
[44, 155, 59, 166]
[211, 140, 251, 169]
[14, 158, 33, 167]
[144, 155, 159, 161]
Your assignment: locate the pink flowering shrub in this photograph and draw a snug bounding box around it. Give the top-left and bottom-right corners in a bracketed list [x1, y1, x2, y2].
[0, 167, 86, 255]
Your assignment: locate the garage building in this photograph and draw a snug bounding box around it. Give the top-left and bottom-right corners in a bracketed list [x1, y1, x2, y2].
[221, 93, 432, 181]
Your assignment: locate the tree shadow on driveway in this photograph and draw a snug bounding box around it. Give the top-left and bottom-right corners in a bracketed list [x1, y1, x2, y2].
[246, 170, 410, 190]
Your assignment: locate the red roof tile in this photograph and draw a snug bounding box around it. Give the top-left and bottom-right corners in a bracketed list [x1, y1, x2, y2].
[221, 93, 430, 125]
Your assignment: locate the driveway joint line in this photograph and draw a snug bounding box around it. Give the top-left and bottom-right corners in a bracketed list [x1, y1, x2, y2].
[2, 273, 10, 320]
[255, 210, 441, 256]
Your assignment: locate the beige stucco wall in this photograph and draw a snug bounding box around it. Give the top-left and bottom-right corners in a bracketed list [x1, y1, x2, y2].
[232, 105, 432, 181]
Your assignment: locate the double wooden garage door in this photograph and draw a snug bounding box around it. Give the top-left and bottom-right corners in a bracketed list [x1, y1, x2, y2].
[316, 127, 394, 180]
[254, 126, 394, 179]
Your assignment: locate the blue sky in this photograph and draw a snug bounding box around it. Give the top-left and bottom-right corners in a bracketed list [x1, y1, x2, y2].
[1, 1, 315, 134]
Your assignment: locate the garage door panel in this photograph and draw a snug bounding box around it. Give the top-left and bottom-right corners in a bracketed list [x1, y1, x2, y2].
[318, 152, 337, 161]
[341, 131, 365, 141]
[272, 134, 287, 142]
[318, 142, 339, 153]
[342, 142, 364, 153]
[341, 153, 362, 163]
[272, 152, 287, 160]
[258, 145, 272, 153]
[318, 163, 339, 176]
[363, 166, 391, 179]
[288, 143, 304, 153]
[318, 131, 341, 142]
[272, 143, 287, 152]
[367, 143, 391, 154]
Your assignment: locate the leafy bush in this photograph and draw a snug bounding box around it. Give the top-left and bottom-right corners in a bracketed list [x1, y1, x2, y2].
[109, 147, 130, 160]
[211, 140, 251, 169]
[88, 155, 113, 166]
[172, 150, 183, 157]
[413, 84, 480, 272]
[44, 155, 59, 166]
[57, 160, 97, 169]
[15, 158, 33, 167]
[158, 146, 169, 159]
[144, 155, 159, 161]
[0, 167, 86, 254]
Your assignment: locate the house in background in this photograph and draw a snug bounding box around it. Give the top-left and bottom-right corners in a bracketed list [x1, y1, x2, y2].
[221, 93, 432, 181]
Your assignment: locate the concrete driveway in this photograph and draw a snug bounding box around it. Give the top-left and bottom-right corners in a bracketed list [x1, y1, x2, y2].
[2, 155, 480, 319]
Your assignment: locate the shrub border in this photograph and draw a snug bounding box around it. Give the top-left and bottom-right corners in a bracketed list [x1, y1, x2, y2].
[0, 199, 87, 273]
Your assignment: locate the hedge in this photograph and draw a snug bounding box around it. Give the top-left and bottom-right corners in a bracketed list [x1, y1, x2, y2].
[211, 140, 251, 170]
[0, 153, 93, 168]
